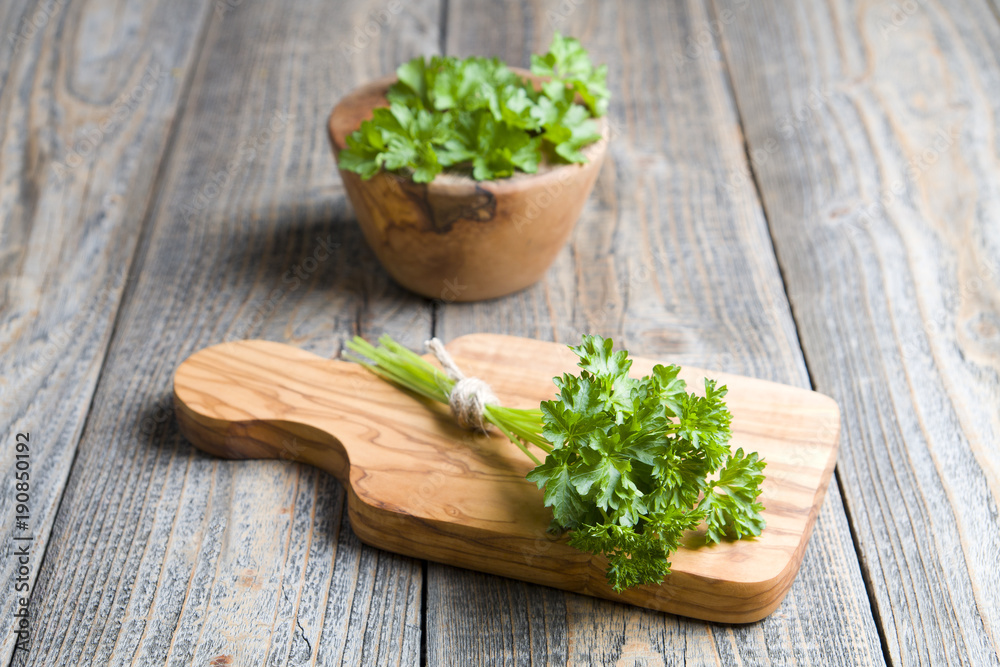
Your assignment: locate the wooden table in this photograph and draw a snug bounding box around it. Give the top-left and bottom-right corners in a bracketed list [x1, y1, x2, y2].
[2, 0, 997, 664]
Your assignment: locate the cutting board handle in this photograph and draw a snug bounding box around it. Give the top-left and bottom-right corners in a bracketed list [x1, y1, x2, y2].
[172, 339, 403, 482]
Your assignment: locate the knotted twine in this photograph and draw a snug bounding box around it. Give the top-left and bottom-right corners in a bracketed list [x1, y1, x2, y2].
[425, 338, 498, 432]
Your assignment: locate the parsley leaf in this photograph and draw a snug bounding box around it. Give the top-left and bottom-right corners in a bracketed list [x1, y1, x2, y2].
[338, 34, 607, 183]
[530, 32, 610, 116]
[527, 335, 767, 591]
[699, 448, 767, 544]
[338, 106, 457, 183]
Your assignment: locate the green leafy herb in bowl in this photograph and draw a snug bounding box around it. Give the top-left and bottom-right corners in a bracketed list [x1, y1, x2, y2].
[338, 32, 609, 184]
[327, 33, 612, 301]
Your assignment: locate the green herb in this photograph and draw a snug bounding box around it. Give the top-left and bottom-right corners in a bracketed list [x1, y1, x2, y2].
[338, 33, 609, 183]
[529, 33, 610, 116]
[344, 334, 766, 592]
[527, 336, 766, 591]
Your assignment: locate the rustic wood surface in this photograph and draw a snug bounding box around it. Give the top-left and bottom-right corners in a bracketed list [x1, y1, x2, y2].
[7, 0, 436, 665]
[172, 335, 841, 622]
[0, 0, 213, 662]
[2, 0, 996, 665]
[715, 0, 1000, 664]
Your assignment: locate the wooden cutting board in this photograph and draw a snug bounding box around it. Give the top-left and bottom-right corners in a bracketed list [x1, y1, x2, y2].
[172, 334, 840, 623]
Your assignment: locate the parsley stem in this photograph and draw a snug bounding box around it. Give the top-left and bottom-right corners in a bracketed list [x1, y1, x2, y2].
[344, 336, 553, 463]
[488, 418, 543, 466]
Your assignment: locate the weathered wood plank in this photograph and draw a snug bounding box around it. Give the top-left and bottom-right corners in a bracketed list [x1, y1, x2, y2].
[0, 0, 213, 662]
[14, 0, 438, 664]
[429, 0, 886, 664]
[715, 0, 1000, 663]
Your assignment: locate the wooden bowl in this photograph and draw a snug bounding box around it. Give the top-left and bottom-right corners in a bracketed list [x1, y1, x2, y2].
[327, 72, 608, 302]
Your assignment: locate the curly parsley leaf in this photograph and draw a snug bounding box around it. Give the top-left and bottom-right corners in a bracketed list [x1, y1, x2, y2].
[526, 450, 589, 528]
[699, 448, 767, 544]
[568, 523, 673, 591]
[526, 335, 767, 592]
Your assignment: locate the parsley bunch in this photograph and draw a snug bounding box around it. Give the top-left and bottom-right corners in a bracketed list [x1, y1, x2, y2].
[527, 336, 766, 591]
[337, 33, 609, 183]
[344, 334, 766, 592]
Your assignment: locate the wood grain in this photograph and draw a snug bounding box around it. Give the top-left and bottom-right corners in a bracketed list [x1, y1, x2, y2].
[428, 0, 887, 664]
[714, 0, 1000, 663]
[327, 73, 608, 301]
[0, 0, 213, 663]
[172, 334, 840, 622]
[14, 0, 438, 664]
[16, 0, 996, 661]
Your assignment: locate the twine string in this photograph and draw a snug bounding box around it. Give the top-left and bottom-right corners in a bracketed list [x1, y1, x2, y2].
[426, 338, 497, 432]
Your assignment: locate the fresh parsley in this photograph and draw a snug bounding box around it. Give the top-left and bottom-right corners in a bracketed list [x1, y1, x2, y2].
[338, 33, 609, 183]
[527, 336, 766, 591]
[344, 334, 766, 592]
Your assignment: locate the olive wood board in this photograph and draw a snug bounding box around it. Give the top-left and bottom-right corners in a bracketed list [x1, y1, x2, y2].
[172, 334, 840, 623]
